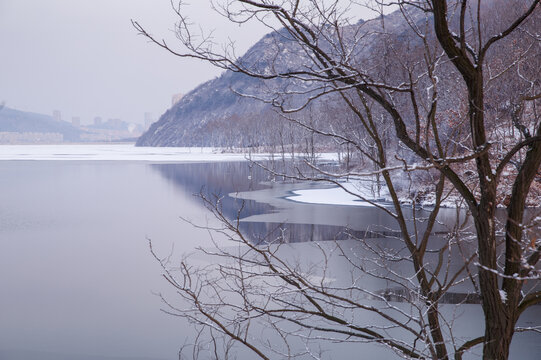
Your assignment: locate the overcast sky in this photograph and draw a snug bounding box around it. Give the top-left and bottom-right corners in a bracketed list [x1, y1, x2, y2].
[0, 0, 271, 124]
[0, 1, 378, 124]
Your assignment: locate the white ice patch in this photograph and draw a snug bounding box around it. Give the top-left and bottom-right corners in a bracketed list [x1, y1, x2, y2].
[0, 144, 304, 162]
[287, 180, 388, 207]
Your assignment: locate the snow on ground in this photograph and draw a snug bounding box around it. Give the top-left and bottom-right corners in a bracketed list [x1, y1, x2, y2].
[287, 180, 389, 207]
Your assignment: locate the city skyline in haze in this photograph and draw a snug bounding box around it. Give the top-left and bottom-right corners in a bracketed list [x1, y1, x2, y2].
[0, 1, 379, 125]
[0, 0, 270, 124]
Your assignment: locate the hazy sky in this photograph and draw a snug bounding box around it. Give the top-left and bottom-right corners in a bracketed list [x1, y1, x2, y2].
[0, 0, 270, 124]
[0, 1, 378, 125]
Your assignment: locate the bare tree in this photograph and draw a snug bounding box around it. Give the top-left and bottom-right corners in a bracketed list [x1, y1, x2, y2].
[135, 1, 541, 359]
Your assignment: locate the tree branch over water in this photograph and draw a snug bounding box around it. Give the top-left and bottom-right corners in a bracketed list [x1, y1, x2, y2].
[136, 1, 541, 359]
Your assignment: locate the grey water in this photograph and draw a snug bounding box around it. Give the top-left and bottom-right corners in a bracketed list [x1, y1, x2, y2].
[0, 161, 539, 359]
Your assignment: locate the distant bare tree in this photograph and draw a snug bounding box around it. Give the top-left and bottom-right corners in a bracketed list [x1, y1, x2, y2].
[136, 1, 541, 359]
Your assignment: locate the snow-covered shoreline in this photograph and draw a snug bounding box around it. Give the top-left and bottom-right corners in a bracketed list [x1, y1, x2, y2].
[3, 144, 535, 209]
[286, 180, 471, 209]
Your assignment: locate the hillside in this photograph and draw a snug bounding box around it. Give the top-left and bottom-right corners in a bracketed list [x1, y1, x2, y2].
[137, 3, 538, 151]
[136, 26, 309, 147]
[136, 8, 437, 147]
[0, 106, 84, 142]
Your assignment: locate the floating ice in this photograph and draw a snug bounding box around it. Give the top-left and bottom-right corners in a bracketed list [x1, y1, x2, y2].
[0, 144, 272, 162]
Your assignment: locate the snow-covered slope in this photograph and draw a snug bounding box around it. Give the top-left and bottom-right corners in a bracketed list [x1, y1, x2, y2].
[136, 28, 308, 147]
[136, 12, 420, 148]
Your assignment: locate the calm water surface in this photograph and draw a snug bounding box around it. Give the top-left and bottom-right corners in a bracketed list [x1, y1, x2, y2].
[0, 160, 539, 359]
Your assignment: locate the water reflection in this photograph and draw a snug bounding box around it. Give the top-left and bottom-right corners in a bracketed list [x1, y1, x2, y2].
[1, 160, 536, 359]
[151, 162, 475, 244]
[151, 161, 540, 306]
[152, 161, 272, 219]
[152, 162, 408, 243]
[0, 161, 220, 360]
[151, 162, 540, 359]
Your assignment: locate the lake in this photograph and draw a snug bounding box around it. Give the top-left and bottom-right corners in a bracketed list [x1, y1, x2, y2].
[0, 146, 539, 359]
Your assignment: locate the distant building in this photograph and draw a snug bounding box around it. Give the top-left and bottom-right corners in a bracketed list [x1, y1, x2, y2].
[110, 118, 122, 128]
[172, 93, 184, 106]
[72, 116, 81, 127]
[144, 112, 154, 129]
[53, 110, 62, 122]
[93, 116, 102, 126]
[107, 118, 125, 130]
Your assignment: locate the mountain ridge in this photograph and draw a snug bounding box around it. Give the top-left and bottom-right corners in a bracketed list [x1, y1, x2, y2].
[136, 25, 336, 147]
[0, 106, 84, 142]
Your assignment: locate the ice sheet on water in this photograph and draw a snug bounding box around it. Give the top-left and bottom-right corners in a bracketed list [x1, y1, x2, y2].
[286, 180, 388, 207]
[0, 144, 257, 162]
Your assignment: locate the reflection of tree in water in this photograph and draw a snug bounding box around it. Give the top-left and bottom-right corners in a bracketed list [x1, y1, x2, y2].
[152, 161, 368, 243]
[152, 161, 270, 216]
[151, 162, 540, 309]
[151, 161, 478, 244]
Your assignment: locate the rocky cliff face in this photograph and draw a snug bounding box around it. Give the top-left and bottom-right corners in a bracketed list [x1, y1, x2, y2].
[136, 2, 536, 149]
[135, 12, 416, 147]
[136, 72, 271, 147]
[135, 14, 407, 148]
[136, 28, 307, 147]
